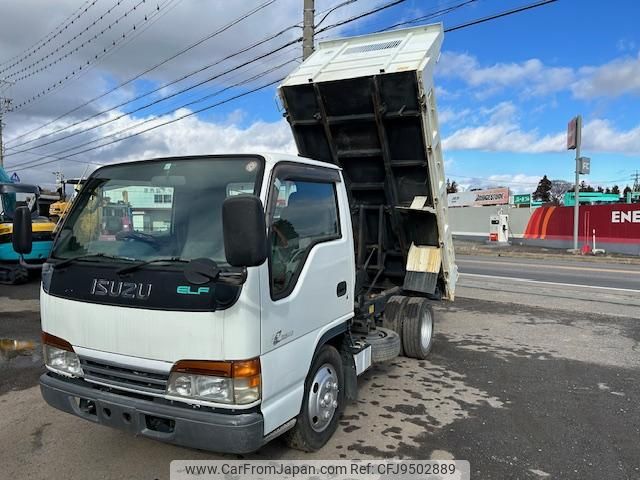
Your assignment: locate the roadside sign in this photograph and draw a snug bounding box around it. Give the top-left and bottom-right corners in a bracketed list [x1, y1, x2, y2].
[578, 157, 590, 175]
[513, 193, 531, 205]
[10, 172, 20, 183]
[567, 116, 579, 150]
[448, 187, 510, 207]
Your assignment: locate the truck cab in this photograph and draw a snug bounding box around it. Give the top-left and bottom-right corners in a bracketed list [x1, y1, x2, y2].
[27, 154, 357, 452]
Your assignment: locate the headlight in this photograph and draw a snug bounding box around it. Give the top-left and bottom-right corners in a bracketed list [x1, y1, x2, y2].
[167, 373, 233, 403]
[42, 332, 83, 378]
[167, 359, 260, 405]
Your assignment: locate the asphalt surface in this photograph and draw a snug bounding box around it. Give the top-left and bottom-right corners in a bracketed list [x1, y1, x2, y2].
[457, 254, 640, 292]
[1, 261, 639, 480]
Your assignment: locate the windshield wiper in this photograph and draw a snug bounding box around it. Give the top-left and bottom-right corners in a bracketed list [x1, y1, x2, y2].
[53, 253, 135, 269]
[117, 257, 189, 275]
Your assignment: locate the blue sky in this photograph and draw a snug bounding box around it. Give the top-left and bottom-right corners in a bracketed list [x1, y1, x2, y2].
[2, 0, 639, 191]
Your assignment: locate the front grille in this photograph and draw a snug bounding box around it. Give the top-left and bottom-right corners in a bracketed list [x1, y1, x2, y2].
[80, 358, 169, 395]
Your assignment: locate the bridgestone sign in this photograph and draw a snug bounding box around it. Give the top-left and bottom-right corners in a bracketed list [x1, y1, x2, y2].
[448, 187, 510, 208]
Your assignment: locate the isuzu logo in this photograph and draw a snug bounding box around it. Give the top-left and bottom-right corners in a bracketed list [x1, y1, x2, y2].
[90, 279, 152, 300]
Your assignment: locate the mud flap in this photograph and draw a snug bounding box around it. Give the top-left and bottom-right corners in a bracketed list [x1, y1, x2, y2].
[340, 344, 359, 403]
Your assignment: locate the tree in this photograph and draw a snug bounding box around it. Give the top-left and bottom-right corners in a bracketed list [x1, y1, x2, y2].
[549, 180, 572, 204]
[579, 180, 594, 192]
[612, 185, 620, 195]
[533, 175, 552, 202]
[605, 187, 611, 194]
[596, 186, 604, 193]
[446, 178, 458, 194]
[623, 185, 632, 196]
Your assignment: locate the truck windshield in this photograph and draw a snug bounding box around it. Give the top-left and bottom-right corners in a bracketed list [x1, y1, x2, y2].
[51, 156, 263, 265]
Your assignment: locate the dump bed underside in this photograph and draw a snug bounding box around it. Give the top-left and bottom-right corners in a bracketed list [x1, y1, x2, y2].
[279, 24, 457, 303]
[281, 72, 445, 297]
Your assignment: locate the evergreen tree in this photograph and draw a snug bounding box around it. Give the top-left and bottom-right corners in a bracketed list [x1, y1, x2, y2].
[533, 175, 552, 202]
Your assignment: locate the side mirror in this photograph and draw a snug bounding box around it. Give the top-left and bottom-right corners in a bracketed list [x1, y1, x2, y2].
[12, 206, 33, 255]
[222, 195, 267, 267]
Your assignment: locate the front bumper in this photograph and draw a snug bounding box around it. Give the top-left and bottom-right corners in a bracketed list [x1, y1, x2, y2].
[40, 373, 265, 453]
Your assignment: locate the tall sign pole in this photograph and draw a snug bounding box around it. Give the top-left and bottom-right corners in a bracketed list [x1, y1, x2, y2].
[567, 115, 582, 251]
[302, 0, 315, 60]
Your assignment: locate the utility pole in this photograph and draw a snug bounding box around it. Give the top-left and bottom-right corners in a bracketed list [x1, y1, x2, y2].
[303, 0, 315, 60]
[632, 170, 640, 192]
[0, 79, 14, 169]
[0, 99, 12, 169]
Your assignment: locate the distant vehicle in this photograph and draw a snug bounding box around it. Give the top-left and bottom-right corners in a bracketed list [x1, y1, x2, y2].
[13, 25, 457, 452]
[0, 182, 56, 284]
[49, 178, 86, 223]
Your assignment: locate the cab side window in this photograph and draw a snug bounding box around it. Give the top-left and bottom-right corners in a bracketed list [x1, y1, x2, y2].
[270, 179, 340, 298]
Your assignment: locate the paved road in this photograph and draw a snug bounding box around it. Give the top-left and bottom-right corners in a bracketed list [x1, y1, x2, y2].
[1, 270, 639, 480]
[457, 254, 640, 292]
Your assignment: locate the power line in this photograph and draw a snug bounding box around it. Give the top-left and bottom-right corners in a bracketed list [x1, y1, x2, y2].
[7, 54, 299, 171]
[5, 30, 300, 157]
[6, 46, 300, 170]
[315, 0, 359, 28]
[6, 0, 278, 146]
[377, 0, 478, 32]
[316, 0, 409, 34]
[11, 77, 286, 173]
[0, 0, 98, 71]
[5, 0, 145, 82]
[444, 0, 559, 33]
[10, 0, 177, 112]
[6, 46, 300, 162]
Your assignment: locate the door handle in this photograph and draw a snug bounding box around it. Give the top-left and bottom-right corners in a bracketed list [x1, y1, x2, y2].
[336, 281, 347, 297]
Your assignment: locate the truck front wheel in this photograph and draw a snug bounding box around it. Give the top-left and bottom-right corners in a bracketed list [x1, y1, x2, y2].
[284, 345, 345, 452]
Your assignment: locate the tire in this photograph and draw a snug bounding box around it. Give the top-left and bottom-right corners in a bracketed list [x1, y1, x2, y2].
[284, 345, 345, 452]
[356, 327, 401, 364]
[0, 265, 28, 285]
[382, 295, 409, 356]
[402, 298, 435, 359]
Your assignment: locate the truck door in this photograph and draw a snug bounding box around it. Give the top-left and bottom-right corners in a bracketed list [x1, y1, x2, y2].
[259, 162, 354, 434]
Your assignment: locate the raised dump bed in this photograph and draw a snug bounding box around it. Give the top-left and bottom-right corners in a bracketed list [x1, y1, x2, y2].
[279, 24, 457, 303]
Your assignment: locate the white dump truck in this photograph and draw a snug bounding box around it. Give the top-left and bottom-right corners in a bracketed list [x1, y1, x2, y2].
[12, 24, 456, 453]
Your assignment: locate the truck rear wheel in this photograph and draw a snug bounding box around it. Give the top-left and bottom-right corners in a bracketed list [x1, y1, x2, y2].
[402, 298, 435, 359]
[284, 345, 344, 452]
[382, 295, 409, 355]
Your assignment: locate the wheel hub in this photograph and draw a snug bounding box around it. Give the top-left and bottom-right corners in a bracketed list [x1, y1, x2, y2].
[420, 313, 433, 350]
[308, 363, 339, 432]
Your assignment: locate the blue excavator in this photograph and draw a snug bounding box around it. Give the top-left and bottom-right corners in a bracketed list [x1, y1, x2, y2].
[0, 167, 56, 284]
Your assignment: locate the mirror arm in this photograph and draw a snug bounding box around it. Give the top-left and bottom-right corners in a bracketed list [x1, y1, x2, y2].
[19, 255, 44, 270]
[217, 269, 248, 286]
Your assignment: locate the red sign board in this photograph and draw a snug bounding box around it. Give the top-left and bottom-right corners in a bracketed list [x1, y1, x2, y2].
[567, 116, 579, 150]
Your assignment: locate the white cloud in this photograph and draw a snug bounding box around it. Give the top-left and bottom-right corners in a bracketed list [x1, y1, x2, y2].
[572, 53, 640, 99]
[438, 52, 574, 97]
[442, 102, 640, 155]
[439, 50, 640, 100]
[438, 107, 470, 125]
[581, 119, 640, 153]
[7, 108, 296, 185]
[443, 123, 565, 153]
